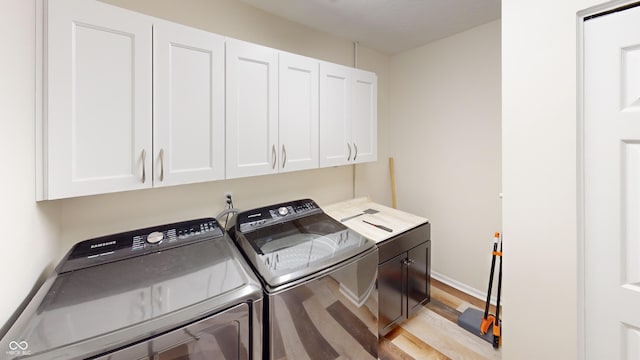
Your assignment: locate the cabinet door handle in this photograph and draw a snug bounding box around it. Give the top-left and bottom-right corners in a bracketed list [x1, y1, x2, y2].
[354, 143, 358, 161]
[140, 149, 146, 183]
[347, 143, 352, 161]
[272, 145, 277, 169]
[159, 149, 165, 182]
[282, 144, 287, 168]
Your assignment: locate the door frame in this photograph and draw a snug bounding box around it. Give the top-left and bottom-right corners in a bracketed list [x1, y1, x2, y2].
[577, 1, 639, 359]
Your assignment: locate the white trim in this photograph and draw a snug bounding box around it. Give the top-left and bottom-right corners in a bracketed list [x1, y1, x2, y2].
[577, 2, 638, 360]
[35, 0, 44, 201]
[431, 271, 498, 306]
[576, 9, 586, 360]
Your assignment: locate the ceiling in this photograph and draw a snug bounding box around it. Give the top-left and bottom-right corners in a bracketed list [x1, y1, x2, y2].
[241, 0, 501, 54]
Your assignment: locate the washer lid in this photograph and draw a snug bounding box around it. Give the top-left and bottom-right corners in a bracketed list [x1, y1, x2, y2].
[2, 221, 262, 360]
[237, 212, 376, 288]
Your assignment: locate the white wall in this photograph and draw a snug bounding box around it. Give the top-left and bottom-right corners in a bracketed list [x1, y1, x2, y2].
[0, 0, 390, 331]
[502, 0, 604, 358]
[389, 21, 502, 293]
[0, 1, 60, 332]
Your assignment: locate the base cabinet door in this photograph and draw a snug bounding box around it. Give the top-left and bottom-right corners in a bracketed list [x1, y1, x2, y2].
[407, 241, 431, 316]
[378, 253, 406, 334]
[378, 238, 431, 336]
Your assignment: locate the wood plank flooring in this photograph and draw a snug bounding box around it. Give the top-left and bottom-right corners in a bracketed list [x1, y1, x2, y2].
[379, 279, 502, 360]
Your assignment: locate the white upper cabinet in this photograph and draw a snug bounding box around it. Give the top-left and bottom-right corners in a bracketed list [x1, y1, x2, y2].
[279, 52, 319, 173]
[39, 0, 377, 199]
[351, 68, 378, 164]
[153, 21, 225, 187]
[226, 39, 279, 179]
[319, 62, 352, 167]
[320, 63, 377, 167]
[44, 0, 153, 199]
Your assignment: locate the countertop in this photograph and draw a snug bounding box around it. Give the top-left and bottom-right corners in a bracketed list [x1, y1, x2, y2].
[323, 197, 429, 243]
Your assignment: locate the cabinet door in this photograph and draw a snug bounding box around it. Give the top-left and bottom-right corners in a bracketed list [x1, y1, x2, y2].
[46, 0, 152, 199]
[378, 253, 407, 335]
[279, 52, 319, 173]
[319, 62, 352, 167]
[351, 69, 377, 164]
[153, 21, 225, 187]
[407, 241, 430, 317]
[226, 39, 279, 179]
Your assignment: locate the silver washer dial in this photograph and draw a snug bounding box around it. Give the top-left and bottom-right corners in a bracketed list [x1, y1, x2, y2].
[146, 231, 164, 244]
[278, 207, 288, 216]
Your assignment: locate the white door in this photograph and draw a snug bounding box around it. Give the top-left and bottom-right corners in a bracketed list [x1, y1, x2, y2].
[279, 52, 319, 173]
[226, 39, 278, 179]
[319, 62, 352, 167]
[46, 0, 152, 199]
[153, 21, 225, 187]
[351, 69, 377, 164]
[584, 5, 640, 359]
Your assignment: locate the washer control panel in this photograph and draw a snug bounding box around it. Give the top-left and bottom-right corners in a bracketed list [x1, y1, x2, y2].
[237, 199, 320, 232]
[59, 218, 224, 273]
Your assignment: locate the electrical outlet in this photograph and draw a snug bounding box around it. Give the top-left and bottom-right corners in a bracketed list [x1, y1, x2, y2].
[224, 192, 233, 207]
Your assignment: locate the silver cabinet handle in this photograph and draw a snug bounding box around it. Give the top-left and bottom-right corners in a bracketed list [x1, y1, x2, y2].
[354, 143, 358, 161]
[271, 144, 276, 169]
[347, 143, 352, 161]
[282, 144, 287, 168]
[141, 149, 146, 183]
[159, 148, 165, 182]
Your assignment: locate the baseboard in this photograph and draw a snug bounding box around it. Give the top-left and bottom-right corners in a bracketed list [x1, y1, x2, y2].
[431, 271, 499, 306]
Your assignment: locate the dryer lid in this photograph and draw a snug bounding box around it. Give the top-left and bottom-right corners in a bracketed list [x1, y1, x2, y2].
[236, 211, 376, 289]
[2, 220, 262, 360]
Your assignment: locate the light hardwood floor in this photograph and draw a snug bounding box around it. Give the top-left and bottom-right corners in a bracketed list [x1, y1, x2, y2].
[379, 279, 502, 360]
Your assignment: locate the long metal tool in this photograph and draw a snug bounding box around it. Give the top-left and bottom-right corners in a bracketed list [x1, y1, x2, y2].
[340, 208, 379, 222]
[362, 220, 392, 232]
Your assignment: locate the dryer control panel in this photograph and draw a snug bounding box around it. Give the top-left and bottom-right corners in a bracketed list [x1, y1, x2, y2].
[58, 218, 224, 273]
[237, 199, 321, 233]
